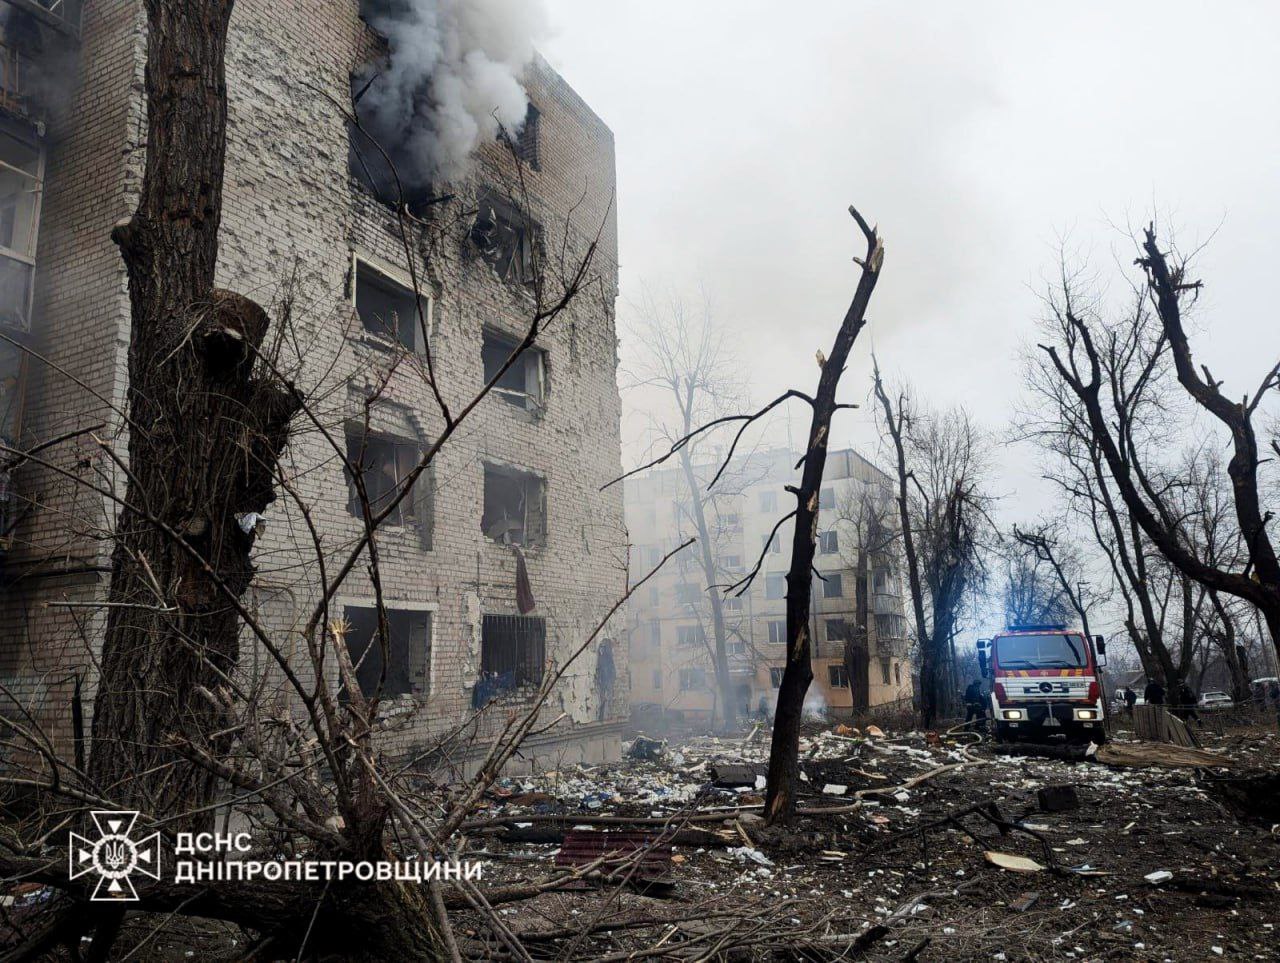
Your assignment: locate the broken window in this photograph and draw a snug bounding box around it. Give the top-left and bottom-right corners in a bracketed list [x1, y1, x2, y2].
[482, 328, 544, 411]
[344, 428, 431, 544]
[0, 129, 41, 333]
[674, 582, 699, 605]
[678, 667, 706, 691]
[828, 665, 850, 688]
[818, 530, 839, 554]
[768, 620, 786, 644]
[482, 462, 546, 547]
[769, 666, 784, 688]
[506, 101, 540, 170]
[826, 618, 849, 642]
[821, 573, 843, 598]
[880, 658, 892, 686]
[354, 258, 424, 352]
[765, 574, 785, 599]
[481, 614, 546, 689]
[348, 79, 441, 216]
[677, 624, 705, 647]
[341, 606, 431, 700]
[470, 190, 540, 285]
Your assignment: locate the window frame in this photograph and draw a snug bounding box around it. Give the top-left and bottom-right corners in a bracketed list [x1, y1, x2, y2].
[482, 326, 546, 412]
[480, 613, 548, 691]
[339, 602, 434, 702]
[350, 253, 432, 353]
[482, 461, 547, 548]
[821, 572, 843, 598]
[828, 664, 850, 688]
[344, 426, 431, 545]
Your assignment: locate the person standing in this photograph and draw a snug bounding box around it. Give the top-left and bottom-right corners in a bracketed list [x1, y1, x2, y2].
[1123, 686, 1137, 716]
[963, 679, 986, 725]
[1143, 679, 1165, 706]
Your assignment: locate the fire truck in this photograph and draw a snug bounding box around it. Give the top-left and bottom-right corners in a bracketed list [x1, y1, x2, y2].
[976, 623, 1108, 744]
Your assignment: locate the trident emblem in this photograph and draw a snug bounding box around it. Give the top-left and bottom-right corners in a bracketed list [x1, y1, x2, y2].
[69, 811, 162, 901]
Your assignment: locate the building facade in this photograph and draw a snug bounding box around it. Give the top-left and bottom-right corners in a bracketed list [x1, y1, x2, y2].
[624, 447, 913, 729]
[0, 0, 627, 773]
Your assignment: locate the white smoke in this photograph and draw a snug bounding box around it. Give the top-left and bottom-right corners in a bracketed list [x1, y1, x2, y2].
[356, 0, 549, 186]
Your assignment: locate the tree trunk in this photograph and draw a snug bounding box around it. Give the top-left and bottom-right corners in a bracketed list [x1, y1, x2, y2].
[764, 209, 881, 825]
[677, 438, 736, 731]
[89, 0, 298, 824]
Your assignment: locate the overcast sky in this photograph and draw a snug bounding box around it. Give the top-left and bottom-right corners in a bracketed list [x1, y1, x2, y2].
[541, 0, 1280, 529]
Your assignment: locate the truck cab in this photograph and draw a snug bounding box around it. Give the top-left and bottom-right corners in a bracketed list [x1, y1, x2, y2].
[977, 624, 1108, 744]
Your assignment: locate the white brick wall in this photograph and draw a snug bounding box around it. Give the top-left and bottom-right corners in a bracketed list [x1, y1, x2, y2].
[0, 0, 628, 770]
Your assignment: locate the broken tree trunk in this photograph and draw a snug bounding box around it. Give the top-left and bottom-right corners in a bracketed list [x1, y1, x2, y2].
[763, 207, 883, 825]
[90, 0, 298, 826]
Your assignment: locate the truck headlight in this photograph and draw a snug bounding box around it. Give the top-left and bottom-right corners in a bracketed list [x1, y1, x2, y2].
[1002, 709, 1024, 720]
[1074, 708, 1097, 721]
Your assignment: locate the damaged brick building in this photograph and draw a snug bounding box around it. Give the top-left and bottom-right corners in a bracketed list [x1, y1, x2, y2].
[0, 0, 628, 772]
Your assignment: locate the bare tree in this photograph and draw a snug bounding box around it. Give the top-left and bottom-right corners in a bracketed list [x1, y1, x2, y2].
[610, 205, 884, 824]
[1009, 523, 1105, 636]
[1038, 225, 1280, 663]
[1022, 269, 1200, 688]
[625, 291, 750, 729]
[874, 368, 992, 727]
[91, 0, 301, 834]
[833, 481, 898, 712]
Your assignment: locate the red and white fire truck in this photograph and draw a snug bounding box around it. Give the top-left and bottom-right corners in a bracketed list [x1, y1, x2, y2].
[977, 623, 1108, 744]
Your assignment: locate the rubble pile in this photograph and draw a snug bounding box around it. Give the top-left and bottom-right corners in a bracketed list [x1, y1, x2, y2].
[460, 723, 1280, 960]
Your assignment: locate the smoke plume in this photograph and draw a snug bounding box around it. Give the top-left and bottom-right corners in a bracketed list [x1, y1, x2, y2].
[356, 0, 548, 186]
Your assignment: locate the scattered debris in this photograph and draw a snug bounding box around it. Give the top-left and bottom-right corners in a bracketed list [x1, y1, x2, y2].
[985, 851, 1045, 873]
[1036, 784, 1080, 813]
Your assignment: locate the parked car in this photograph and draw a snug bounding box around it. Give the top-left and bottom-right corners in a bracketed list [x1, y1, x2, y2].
[1198, 690, 1233, 709]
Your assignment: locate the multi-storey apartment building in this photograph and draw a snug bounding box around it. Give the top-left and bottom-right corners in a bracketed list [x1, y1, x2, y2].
[0, 1, 627, 771]
[625, 447, 913, 729]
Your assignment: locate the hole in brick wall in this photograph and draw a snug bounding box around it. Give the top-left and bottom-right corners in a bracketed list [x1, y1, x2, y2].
[344, 427, 432, 546]
[354, 260, 422, 352]
[470, 190, 540, 285]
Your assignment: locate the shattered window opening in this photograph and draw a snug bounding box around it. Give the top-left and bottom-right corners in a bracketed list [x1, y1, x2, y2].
[505, 101, 541, 170]
[482, 462, 546, 547]
[482, 328, 545, 411]
[879, 657, 892, 686]
[676, 624, 705, 647]
[341, 606, 431, 701]
[481, 614, 546, 690]
[0, 129, 42, 334]
[828, 665, 849, 688]
[353, 257, 426, 353]
[678, 667, 706, 691]
[470, 189, 541, 286]
[820, 573, 843, 598]
[344, 428, 430, 542]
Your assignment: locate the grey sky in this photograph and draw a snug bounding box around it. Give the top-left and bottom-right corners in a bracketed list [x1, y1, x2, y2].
[541, 0, 1280, 518]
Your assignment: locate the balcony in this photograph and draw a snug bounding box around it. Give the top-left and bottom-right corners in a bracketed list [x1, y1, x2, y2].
[872, 591, 900, 616]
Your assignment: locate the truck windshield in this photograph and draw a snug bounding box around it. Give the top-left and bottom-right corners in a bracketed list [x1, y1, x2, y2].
[995, 633, 1086, 669]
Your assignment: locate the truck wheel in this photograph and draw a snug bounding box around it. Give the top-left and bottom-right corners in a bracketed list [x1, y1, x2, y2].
[994, 724, 1015, 744]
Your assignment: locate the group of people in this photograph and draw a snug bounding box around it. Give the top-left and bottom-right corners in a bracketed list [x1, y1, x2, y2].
[1122, 679, 1201, 722]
